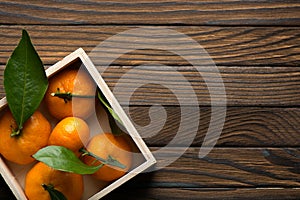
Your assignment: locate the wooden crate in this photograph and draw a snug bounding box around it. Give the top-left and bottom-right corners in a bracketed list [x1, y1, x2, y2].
[0, 48, 156, 200]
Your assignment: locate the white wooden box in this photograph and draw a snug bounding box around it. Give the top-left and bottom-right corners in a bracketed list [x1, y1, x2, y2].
[0, 48, 156, 200]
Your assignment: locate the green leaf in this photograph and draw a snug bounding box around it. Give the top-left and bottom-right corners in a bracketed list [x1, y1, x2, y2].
[33, 146, 101, 175]
[97, 91, 123, 126]
[4, 30, 48, 131]
[80, 148, 126, 169]
[97, 91, 125, 135]
[42, 184, 67, 200]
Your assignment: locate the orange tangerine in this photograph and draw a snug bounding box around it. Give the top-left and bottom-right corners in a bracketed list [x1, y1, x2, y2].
[44, 68, 96, 120]
[0, 109, 51, 165]
[48, 117, 90, 153]
[82, 133, 132, 182]
[25, 162, 84, 200]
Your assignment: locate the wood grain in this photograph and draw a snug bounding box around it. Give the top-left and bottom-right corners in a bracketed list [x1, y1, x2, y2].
[99, 66, 300, 106]
[127, 107, 300, 147]
[136, 147, 300, 188]
[0, 26, 299, 66]
[103, 188, 300, 200]
[0, 0, 299, 25]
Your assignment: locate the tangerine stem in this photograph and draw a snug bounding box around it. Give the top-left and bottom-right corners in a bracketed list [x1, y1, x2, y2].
[42, 184, 67, 200]
[51, 88, 95, 103]
[10, 128, 21, 137]
[79, 148, 126, 169]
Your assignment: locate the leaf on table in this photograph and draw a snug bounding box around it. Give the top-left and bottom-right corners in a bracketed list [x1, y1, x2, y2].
[33, 145, 101, 175]
[4, 29, 48, 130]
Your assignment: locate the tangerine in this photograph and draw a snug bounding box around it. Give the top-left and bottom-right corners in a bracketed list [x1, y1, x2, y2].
[44, 68, 96, 120]
[25, 162, 83, 200]
[82, 132, 132, 182]
[48, 117, 90, 153]
[0, 109, 51, 165]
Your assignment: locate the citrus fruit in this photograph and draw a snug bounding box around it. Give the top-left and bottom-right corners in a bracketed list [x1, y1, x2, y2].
[0, 109, 51, 165]
[48, 117, 90, 153]
[44, 68, 96, 120]
[25, 162, 83, 200]
[82, 132, 132, 182]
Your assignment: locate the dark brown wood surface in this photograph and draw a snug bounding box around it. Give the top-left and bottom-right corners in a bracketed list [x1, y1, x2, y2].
[0, 26, 299, 66]
[0, 0, 299, 25]
[0, 0, 299, 199]
[128, 107, 300, 147]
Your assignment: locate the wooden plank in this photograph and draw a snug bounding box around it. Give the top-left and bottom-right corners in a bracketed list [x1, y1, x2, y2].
[0, 26, 299, 66]
[134, 147, 300, 188]
[0, 0, 299, 25]
[99, 66, 300, 106]
[1, 65, 300, 106]
[103, 188, 300, 200]
[127, 107, 300, 147]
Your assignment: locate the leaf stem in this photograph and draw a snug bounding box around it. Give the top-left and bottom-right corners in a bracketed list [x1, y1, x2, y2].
[51, 88, 95, 103]
[79, 148, 126, 169]
[97, 91, 126, 136]
[97, 91, 124, 126]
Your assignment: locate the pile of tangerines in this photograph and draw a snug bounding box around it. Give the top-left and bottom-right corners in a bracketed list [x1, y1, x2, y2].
[0, 68, 132, 200]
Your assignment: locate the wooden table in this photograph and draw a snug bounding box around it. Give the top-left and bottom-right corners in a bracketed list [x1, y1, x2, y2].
[0, 1, 300, 199]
